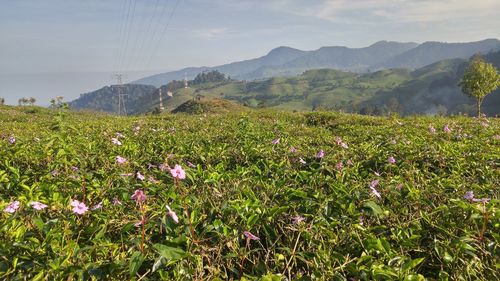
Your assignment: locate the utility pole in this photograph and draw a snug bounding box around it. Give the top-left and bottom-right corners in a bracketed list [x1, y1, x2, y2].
[114, 73, 127, 115]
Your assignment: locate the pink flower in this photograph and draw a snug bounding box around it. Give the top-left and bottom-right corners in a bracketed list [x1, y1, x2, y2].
[136, 172, 145, 181]
[369, 180, 381, 199]
[29, 201, 48, 210]
[159, 163, 169, 172]
[148, 176, 160, 184]
[290, 147, 297, 153]
[316, 150, 325, 159]
[388, 156, 396, 164]
[335, 162, 343, 170]
[134, 221, 143, 227]
[243, 231, 260, 240]
[443, 125, 451, 134]
[187, 161, 196, 168]
[166, 205, 179, 223]
[272, 138, 280, 145]
[4, 200, 20, 213]
[291, 216, 305, 224]
[91, 201, 103, 210]
[131, 190, 146, 203]
[111, 138, 122, 145]
[335, 137, 343, 145]
[70, 200, 88, 215]
[116, 156, 127, 164]
[113, 198, 122, 206]
[8, 136, 16, 144]
[170, 164, 186, 180]
[429, 125, 436, 134]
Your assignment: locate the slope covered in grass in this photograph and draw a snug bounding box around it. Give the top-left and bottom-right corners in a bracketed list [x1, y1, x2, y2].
[0, 107, 498, 280]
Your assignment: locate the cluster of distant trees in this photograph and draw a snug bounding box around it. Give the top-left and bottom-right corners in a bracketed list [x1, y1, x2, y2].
[191, 70, 229, 85]
[0, 98, 4, 105]
[18, 97, 37, 106]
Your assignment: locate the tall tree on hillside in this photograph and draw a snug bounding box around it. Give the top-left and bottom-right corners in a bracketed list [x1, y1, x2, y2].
[459, 55, 500, 117]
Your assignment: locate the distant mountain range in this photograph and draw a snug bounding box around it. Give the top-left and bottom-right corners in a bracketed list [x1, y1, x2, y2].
[70, 47, 500, 116]
[133, 39, 500, 86]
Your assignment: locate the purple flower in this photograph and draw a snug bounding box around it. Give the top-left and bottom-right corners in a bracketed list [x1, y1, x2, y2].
[187, 161, 196, 168]
[71, 166, 79, 172]
[464, 191, 474, 201]
[111, 138, 122, 146]
[51, 170, 59, 177]
[91, 201, 103, 211]
[70, 200, 88, 215]
[316, 150, 325, 159]
[4, 200, 20, 213]
[116, 156, 127, 164]
[272, 138, 280, 145]
[8, 136, 16, 144]
[131, 190, 146, 203]
[290, 147, 297, 153]
[429, 125, 436, 134]
[170, 164, 186, 180]
[388, 156, 396, 164]
[443, 125, 451, 134]
[291, 216, 305, 225]
[136, 172, 145, 181]
[243, 231, 260, 241]
[29, 201, 48, 210]
[166, 205, 179, 223]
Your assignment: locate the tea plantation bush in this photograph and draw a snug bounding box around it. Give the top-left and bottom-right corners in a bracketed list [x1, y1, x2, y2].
[0, 107, 498, 280]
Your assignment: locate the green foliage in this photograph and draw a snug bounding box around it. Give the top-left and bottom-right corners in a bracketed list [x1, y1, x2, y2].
[459, 55, 500, 116]
[2, 104, 497, 280]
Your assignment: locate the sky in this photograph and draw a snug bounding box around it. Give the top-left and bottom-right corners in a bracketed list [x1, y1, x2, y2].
[1, 0, 499, 105]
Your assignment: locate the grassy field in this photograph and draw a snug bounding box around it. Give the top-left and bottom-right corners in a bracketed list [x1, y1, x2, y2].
[0, 106, 499, 280]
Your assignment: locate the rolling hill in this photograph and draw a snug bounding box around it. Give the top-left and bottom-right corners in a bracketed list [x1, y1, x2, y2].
[70, 49, 500, 116]
[133, 39, 500, 87]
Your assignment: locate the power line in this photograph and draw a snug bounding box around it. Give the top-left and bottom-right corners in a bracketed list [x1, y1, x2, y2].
[113, 0, 130, 73]
[144, 0, 181, 69]
[119, 0, 137, 73]
[129, 0, 162, 70]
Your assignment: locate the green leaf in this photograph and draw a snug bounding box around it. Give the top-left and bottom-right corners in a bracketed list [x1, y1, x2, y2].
[129, 251, 144, 276]
[402, 257, 425, 272]
[363, 201, 384, 217]
[153, 244, 186, 262]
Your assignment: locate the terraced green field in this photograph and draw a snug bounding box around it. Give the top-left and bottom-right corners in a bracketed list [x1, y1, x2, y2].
[0, 106, 498, 280]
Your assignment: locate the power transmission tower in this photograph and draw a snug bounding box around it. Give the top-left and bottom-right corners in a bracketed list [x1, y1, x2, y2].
[114, 74, 127, 115]
[159, 87, 164, 111]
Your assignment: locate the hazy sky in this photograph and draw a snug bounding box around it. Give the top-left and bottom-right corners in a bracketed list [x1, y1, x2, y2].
[1, 0, 499, 104]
